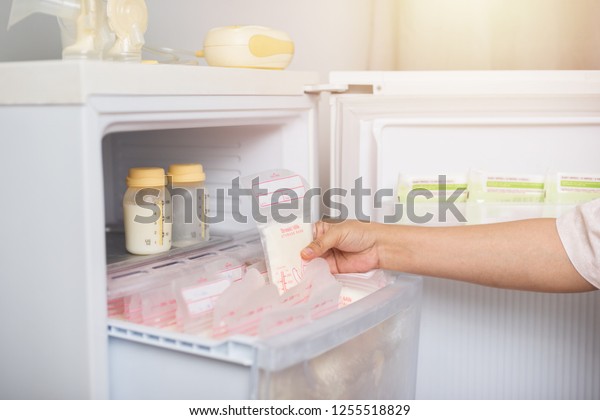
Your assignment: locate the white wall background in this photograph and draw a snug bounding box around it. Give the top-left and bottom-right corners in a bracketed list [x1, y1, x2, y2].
[0, 1, 63, 61]
[0, 0, 373, 74]
[143, 0, 373, 79]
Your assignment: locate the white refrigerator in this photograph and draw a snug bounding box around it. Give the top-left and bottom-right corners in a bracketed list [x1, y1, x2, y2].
[0, 61, 598, 399]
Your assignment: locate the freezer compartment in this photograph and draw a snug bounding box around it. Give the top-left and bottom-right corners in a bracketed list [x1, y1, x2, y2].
[102, 115, 318, 265]
[103, 125, 290, 236]
[108, 272, 422, 399]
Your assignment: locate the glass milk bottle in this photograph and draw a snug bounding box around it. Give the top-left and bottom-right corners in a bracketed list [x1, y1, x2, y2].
[123, 167, 172, 255]
[167, 163, 209, 247]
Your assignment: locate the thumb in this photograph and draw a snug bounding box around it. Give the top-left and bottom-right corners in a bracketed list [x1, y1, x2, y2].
[301, 223, 339, 261]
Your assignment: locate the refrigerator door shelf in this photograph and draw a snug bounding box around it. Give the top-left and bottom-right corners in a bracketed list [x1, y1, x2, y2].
[329, 73, 600, 222]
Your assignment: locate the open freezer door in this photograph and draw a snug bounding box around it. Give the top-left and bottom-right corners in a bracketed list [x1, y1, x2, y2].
[328, 70, 600, 399]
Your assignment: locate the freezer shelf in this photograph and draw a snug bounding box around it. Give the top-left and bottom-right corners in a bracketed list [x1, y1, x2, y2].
[107, 272, 421, 400]
[105, 228, 231, 269]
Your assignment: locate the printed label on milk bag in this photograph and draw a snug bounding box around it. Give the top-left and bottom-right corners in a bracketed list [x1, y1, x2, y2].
[484, 175, 545, 195]
[255, 174, 306, 208]
[558, 174, 600, 193]
[262, 221, 313, 295]
[181, 279, 231, 317]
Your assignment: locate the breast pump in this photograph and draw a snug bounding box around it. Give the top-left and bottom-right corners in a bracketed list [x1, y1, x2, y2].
[7, 0, 148, 61]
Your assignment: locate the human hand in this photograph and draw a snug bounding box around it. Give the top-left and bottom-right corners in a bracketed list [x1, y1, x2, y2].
[300, 219, 382, 274]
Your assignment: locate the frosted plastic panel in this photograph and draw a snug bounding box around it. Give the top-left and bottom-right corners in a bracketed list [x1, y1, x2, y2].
[259, 309, 420, 399]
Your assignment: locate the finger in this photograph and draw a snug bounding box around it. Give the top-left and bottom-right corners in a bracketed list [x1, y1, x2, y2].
[312, 220, 329, 239]
[318, 251, 339, 274]
[301, 223, 340, 261]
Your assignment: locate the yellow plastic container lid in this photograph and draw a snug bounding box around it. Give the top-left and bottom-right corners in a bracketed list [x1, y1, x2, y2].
[126, 167, 166, 187]
[168, 163, 206, 183]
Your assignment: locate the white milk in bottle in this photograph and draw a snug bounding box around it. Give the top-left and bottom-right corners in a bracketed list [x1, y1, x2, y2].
[167, 163, 209, 247]
[123, 167, 172, 255]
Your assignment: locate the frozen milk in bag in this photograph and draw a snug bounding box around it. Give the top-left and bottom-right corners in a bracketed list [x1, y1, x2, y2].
[242, 169, 314, 295]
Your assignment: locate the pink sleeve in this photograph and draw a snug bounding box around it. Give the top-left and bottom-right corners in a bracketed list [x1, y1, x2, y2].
[556, 199, 600, 289]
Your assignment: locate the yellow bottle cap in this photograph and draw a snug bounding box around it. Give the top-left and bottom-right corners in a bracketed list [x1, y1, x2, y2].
[126, 167, 166, 187]
[167, 163, 206, 183]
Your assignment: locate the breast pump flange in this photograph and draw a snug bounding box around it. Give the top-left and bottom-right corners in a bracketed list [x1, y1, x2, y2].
[8, 0, 148, 62]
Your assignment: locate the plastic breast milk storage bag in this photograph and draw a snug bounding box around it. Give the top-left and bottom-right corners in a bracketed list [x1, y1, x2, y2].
[303, 258, 343, 318]
[241, 170, 314, 295]
[107, 270, 165, 323]
[396, 173, 469, 226]
[109, 265, 183, 329]
[176, 276, 232, 334]
[397, 173, 469, 203]
[545, 172, 600, 205]
[213, 268, 280, 337]
[337, 270, 388, 308]
[468, 169, 545, 203]
[212, 258, 342, 338]
[271, 258, 342, 328]
[140, 282, 178, 329]
[187, 255, 246, 283]
[174, 255, 244, 334]
[247, 259, 269, 282]
[467, 169, 546, 223]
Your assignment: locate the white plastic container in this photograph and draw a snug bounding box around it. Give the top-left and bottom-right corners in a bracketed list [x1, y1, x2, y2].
[123, 167, 172, 255]
[168, 163, 209, 248]
[199, 26, 294, 69]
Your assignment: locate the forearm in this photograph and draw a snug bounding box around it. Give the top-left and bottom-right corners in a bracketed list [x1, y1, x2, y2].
[377, 219, 595, 292]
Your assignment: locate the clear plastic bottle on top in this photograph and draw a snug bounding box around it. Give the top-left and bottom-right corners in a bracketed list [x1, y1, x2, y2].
[167, 163, 209, 248]
[123, 167, 172, 255]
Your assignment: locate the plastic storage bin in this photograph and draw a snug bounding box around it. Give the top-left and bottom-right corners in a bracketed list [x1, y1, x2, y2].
[107, 272, 422, 399]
